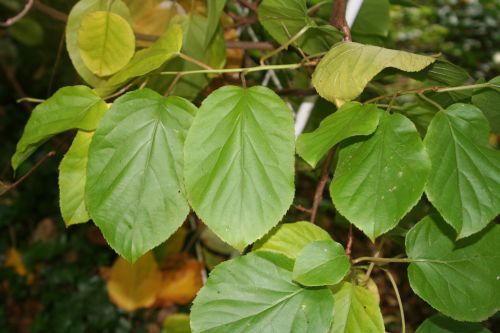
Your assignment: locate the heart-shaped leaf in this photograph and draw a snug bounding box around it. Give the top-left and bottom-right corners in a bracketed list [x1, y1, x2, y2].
[331, 113, 430, 240]
[313, 42, 435, 102]
[190, 251, 334, 333]
[86, 89, 196, 261]
[424, 103, 500, 238]
[406, 215, 500, 321]
[184, 86, 295, 250]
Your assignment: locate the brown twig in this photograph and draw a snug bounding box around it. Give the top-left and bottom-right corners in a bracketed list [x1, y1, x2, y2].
[236, 0, 258, 13]
[225, 41, 275, 50]
[0, 59, 32, 113]
[346, 224, 353, 257]
[294, 204, 312, 214]
[310, 148, 336, 224]
[330, 0, 352, 41]
[33, 0, 67, 22]
[0, 0, 34, 27]
[0, 151, 56, 196]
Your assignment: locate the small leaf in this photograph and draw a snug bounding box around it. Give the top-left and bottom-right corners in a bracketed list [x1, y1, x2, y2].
[313, 42, 435, 102]
[11, 85, 107, 170]
[296, 102, 382, 168]
[415, 314, 492, 333]
[59, 130, 94, 226]
[184, 86, 295, 250]
[258, 0, 341, 55]
[406, 215, 500, 321]
[163, 313, 191, 333]
[190, 251, 334, 333]
[329, 281, 385, 333]
[424, 103, 500, 238]
[293, 239, 350, 287]
[331, 113, 430, 240]
[102, 23, 183, 91]
[78, 11, 135, 76]
[472, 76, 500, 133]
[86, 89, 196, 261]
[107, 252, 162, 312]
[253, 221, 332, 259]
[66, 0, 131, 86]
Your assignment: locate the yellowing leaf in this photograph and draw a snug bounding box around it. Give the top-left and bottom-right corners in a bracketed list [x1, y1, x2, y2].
[4, 248, 34, 284]
[78, 11, 135, 76]
[157, 254, 203, 305]
[313, 42, 436, 102]
[107, 252, 162, 311]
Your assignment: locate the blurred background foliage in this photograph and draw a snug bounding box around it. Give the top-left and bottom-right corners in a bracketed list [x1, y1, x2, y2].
[0, 0, 498, 332]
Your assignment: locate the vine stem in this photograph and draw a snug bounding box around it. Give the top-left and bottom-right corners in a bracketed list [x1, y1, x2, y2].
[310, 148, 336, 224]
[260, 25, 310, 65]
[177, 53, 213, 70]
[0, 0, 34, 27]
[382, 268, 406, 333]
[160, 62, 307, 76]
[352, 256, 417, 264]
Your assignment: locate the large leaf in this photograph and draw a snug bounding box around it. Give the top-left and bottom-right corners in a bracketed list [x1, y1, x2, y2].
[406, 215, 500, 321]
[329, 282, 385, 333]
[11, 85, 107, 170]
[184, 86, 295, 250]
[98, 23, 183, 95]
[331, 113, 430, 240]
[472, 76, 500, 133]
[190, 251, 334, 333]
[253, 221, 332, 259]
[78, 11, 135, 76]
[415, 314, 492, 333]
[59, 131, 93, 226]
[312, 42, 435, 102]
[296, 102, 382, 168]
[351, 0, 390, 38]
[86, 89, 196, 261]
[258, 0, 341, 55]
[66, 0, 131, 86]
[107, 251, 162, 312]
[424, 103, 500, 238]
[293, 239, 350, 287]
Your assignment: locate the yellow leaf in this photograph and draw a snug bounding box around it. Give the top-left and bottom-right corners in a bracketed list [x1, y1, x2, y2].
[4, 248, 34, 284]
[107, 252, 162, 311]
[157, 254, 203, 305]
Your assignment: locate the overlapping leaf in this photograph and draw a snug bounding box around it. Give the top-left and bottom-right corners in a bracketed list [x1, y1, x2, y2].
[406, 215, 500, 321]
[424, 103, 500, 238]
[12, 85, 107, 170]
[190, 252, 334, 333]
[312, 42, 435, 102]
[86, 89, 196, 261]
[331, 113, 430, 240]
[296, 102, 382, 168]
[329, 282, 385, 333]
[293, 239, 350, 287]
[66, 0, 131, 86]
[472, 76, 500, 133]
[184, 86, 295, 250]
[78, 11, 135, 76]
[415, 314, 491, 333]
[59, 131, 93, 226]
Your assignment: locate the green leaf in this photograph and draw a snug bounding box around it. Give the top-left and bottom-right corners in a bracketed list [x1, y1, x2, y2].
[312, 42, 435, 102]
[184, 86, 295, 251]
[66, 0, 131, 86]
[77, 11, 135, 76]
[190, 251, 334, 333]
[11, 85, 107, 170]
[329, 282, 385, 333]
[293, 239, 350, 287]
[99, 23, 183, 94]
[163, 313, 191, 333]
[258, 0, 341, 55]
[59, 131, 94, 226]
[424, 103, 500, 238]
[472, 76, 500, 133]
[86, 89, 196, 262]
[331, 113, 430, 240]
[415, 314, 492, 333]
[351, 0, 390, 38]
[253, 221, 332, 259]
[296, 102, 382, 168]
[406, 215, 500, 321]
[205, 0, 227, 48]
[8, 17, 44, 46]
